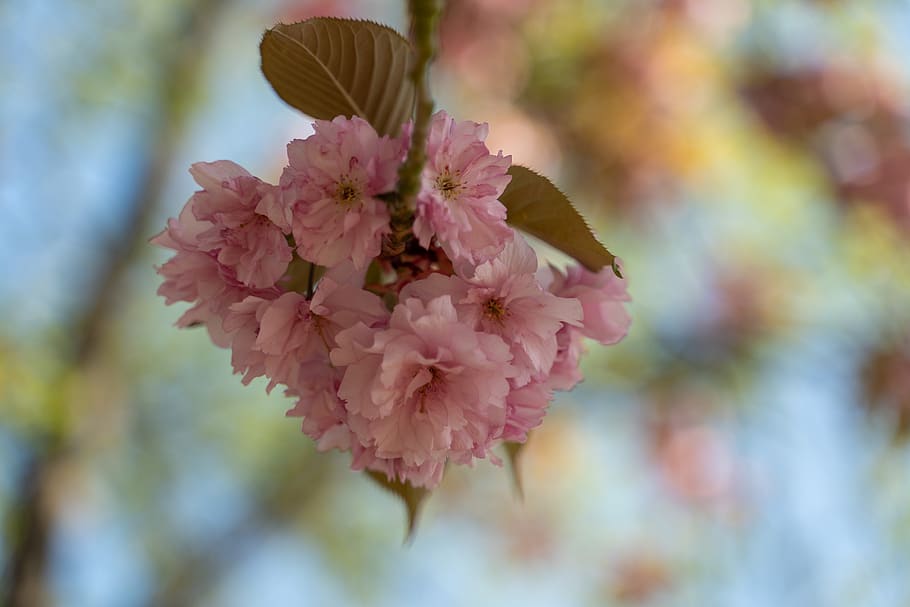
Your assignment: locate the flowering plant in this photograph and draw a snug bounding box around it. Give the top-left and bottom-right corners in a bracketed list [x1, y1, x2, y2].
[152, 10, 630, 536]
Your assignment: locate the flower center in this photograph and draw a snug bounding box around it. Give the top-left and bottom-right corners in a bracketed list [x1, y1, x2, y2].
[482, 297, 509, 324]
[310, 314, 333, 354]
[335, 179, 361, 206]
[415, 365, 445, 413]
[235, 214, 272, 232]
[434, 169, 462, 200]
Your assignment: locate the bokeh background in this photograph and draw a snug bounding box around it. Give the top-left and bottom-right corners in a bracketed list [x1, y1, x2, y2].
[4, 0, 910, 605]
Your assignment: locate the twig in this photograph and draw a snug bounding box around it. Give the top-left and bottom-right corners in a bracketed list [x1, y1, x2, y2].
[383, 0, 440, 256]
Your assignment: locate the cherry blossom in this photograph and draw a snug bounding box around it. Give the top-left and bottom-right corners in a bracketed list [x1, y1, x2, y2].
[331, 296, 516, 487]
[280, 116, 406, 269]
[153, 112, 632, 493]
[189, 161, 292, 289]
[151, 172, 281, 347]
[413, 110, 513, 264]
[544, 261, 632, 345]
[225, 262, 387, 392]
[402, 236, 582, 385]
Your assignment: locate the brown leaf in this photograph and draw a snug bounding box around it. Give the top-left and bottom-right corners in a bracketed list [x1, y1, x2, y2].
[504, 441, 527, 500]
[260, 18, 416, 136]
[501, 165, 621, 277]
[365, 470, 430, 543]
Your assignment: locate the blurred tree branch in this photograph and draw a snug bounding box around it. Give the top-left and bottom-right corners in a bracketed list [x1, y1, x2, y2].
[147, 454, 331, 606]
[2, 0, 228, 604]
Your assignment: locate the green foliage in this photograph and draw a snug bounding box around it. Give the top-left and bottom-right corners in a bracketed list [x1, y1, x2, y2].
[502, 165, 621, 277]
[365, 470, 429, 543]
[260, 18, 416, 137]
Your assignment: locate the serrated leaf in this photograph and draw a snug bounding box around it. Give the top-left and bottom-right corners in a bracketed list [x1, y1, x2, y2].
[504, 441, 527, 500]
[501, 165, 622, 277]
[365, 470, 429, 543]
[260, 18, 415, 137]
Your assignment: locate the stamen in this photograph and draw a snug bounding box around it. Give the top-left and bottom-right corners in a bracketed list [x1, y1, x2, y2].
[483, 297, 508, 324]
[335, 179, 361, 205]
[415, 366, 444, 413]
[435, 169, 462, 200]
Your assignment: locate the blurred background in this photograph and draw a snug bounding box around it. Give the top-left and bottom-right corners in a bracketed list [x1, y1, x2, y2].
[4, 0, 910, 605]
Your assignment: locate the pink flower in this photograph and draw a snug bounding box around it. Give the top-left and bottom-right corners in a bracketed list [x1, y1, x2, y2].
[331, 296, 516, 488]
[413, 111, 514, 264]
[151, 192, 279, 347]
[285, 362, 353, 452]
[190, 161, 292, 289]
[153, 251, 235, 347]
[153, 106, 632, 495]
[352, 445, 446, 489]
[502, 380, 553, 443]
[547, 327, 585, 391]
[151, 201, 214, 313]
[280, 116, 406, 268]
[401, 236, 582, 385]
[225, 262, 388, 392]
[222, 294, 272, 385]
[537, 261, 631, 391]
[544, 262, 632, 345]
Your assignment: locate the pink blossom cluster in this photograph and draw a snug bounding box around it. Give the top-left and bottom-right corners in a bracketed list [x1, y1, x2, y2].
[153, 111, 631, 488]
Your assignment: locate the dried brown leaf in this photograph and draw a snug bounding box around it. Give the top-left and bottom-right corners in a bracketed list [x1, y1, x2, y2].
[501, 165, 621, 276]
[261, 18, 415, 136]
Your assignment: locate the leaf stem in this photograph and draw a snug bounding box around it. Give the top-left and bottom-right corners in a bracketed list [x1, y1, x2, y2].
[384, 0, 440, 256]
[306, 260, 315, 298]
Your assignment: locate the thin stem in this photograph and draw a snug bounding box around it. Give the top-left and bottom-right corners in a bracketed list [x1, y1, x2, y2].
[398, 0, 439, 200]
[306, 260, 315, 298]
[384, 0, 440, 256]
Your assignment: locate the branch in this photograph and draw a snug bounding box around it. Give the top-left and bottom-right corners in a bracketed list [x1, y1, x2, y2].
[384, 0, 440, 256]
